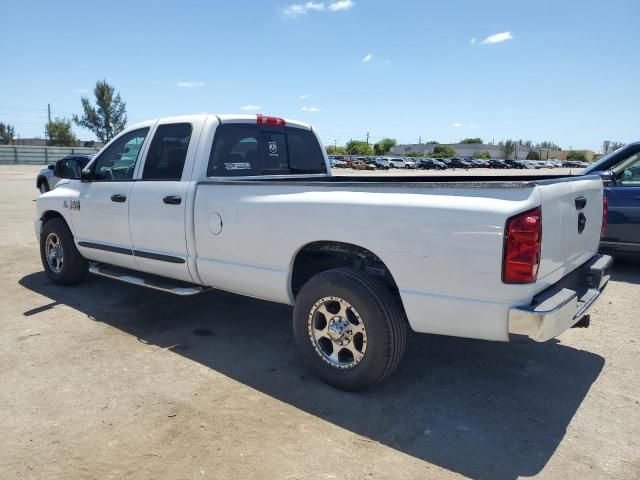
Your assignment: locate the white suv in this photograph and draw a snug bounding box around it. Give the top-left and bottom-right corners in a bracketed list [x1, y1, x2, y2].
[387, 157, 416, 169]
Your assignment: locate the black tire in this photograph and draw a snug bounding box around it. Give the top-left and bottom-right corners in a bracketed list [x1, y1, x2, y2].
[40, 217, 88, 285]
[293, 267, 407, 391]
[38, 178, 49, 193]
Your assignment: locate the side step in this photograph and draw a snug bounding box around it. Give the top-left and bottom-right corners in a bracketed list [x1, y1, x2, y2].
[88, 263, 210, 296]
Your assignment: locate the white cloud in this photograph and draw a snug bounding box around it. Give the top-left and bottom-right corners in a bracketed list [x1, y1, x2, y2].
[469, 37, 477, 45]
[328, 0, 354, 11]
[177, 81, 205, 88]
[452, 123, 464, 128]
[282, 1, 325, 17]
[480, 31, 513, 45]
[301, 106, 321, 112]
[240, 104, 262, 111]
[282, 0, 354, 17]
[362, 53, 373, 63]
[298, 94, 311, 100]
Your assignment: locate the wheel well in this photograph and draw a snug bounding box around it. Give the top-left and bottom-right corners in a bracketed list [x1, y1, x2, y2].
[37, 176, 47, 186]
[41, 210, 64, 225]
[291, 241, 401, 299]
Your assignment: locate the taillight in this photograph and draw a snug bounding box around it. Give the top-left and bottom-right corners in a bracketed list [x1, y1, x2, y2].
[257, 114, 285, 126]
[503, 207, 542, 284]
[601, 193, 608, 239]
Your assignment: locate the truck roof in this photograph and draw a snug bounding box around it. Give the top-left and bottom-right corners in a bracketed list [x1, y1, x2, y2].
[127, 114, 312, 132]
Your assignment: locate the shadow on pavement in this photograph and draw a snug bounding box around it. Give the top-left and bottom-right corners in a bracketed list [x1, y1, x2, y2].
[610, 258, 640, 285]
[19, 271, 606, 480]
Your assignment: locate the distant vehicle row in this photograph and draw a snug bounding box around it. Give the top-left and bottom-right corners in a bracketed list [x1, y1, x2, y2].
[328, 156, 591, 171]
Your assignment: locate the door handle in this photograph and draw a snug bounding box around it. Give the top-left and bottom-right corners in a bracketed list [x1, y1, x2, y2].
[163, 195, 182, 205]
[575, 196, 587, 210]
[111, 194, 127, 203]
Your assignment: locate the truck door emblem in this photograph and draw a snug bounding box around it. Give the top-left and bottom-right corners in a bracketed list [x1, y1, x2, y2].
[268, 142, 278, 155]
[70, 200, 81, 211]
[577, 213, 586, 234]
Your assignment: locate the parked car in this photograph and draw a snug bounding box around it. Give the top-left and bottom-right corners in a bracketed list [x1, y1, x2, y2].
[469, 158, 489, 168]
[503, 159, 524, 169]
[332, 160, 348, 168]
[36, 113, 611, 391]
[562, 160, 585, 168]
[366, 158, 391, 169]
[443, 157, 471, 169]
[387, 157, 416, 169]
[37, 154, 94, 193]
[351, 161, 376, 170]
[487, 159, 509, 169]
[416, 158, 447, 170]
[583, 141, 640, 259]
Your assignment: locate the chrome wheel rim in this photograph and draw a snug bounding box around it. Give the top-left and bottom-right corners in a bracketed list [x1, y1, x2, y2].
[45, 233, 63, 273]
[308, 296, 367, 369]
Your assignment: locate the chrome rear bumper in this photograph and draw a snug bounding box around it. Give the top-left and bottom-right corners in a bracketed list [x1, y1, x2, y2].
[509, 254, 612, 342]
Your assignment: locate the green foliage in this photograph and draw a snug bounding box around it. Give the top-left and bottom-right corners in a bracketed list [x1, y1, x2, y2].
[460, 137, 483, 144]
[373, 137, 396, 155]
[425, 140, 439, 144]
[0, 122, 15, 144]
[73, 79, 127, 143]
[499, 139, 516, 159]
[517, 139, 533, 148]
[345, 140, 373, 156]
[526, 150, 540, 160]
[536, 140, 561, 150]
[83, 140, 96, 148]
[431, 145, 456, 158]
[473, 151, 491, 159]
[46, 118, 78, 146]
[566, 150, 587, 161]
[404, 151, 422, 157]
[326, 145, 347, 155]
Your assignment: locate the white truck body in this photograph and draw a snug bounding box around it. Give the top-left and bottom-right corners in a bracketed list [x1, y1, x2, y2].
[35, 114, 611, 389]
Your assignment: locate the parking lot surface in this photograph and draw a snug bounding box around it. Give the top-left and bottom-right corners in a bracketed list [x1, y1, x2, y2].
[1, 165, 638, 480]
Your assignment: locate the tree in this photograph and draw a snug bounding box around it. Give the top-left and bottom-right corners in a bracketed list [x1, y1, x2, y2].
[345, 140, 373, 156]
[566, 150, 587, 161]
[536, 140, 561, 150]
[326, 145, 347, 155]
[73, 79, 127, 143]
[526, 150, 540, 160]
[460, 137, 483, 144]
[517, 139, 533, 148]
[373, 138, 396, 155]
[425, 140, 439, 145]
[474, 151, 491, 159]
[431, 145, 456, 158]
[499, 139, 516, 159]
[405, 151, 422, 157]
[46, 118, 78, 146]
[0, 122, 15, 144]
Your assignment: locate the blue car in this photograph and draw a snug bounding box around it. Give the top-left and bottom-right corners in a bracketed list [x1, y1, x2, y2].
[583, 142, 640, 258]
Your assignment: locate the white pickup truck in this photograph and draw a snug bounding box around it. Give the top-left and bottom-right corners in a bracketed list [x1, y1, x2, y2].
[35, 114, 612, 390]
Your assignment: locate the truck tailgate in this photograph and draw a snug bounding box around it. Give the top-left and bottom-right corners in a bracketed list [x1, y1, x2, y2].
[537, 176, 604, 288]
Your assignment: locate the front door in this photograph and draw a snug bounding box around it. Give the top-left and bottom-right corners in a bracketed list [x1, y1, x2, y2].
[606, 151, 640, 246]
[72, 127, 152, 269]
[128, 121, 198, 282]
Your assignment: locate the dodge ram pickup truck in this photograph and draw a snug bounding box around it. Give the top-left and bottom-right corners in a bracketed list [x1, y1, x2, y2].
[35, 114, 612, 390]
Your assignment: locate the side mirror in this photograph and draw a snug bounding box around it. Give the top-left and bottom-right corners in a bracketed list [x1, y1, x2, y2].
[80, 168, 92, 182]
[53, 158, 85, 180]
[598, 170, 617, 187]
[47, 164, 54, 171]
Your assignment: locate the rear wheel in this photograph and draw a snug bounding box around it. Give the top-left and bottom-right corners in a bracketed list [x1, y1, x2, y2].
[40, 218, 88, 285]
[293, 268, 407, 391]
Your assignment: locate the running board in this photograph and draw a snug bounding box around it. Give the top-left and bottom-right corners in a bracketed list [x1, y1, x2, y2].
[88, 263, 210, 296]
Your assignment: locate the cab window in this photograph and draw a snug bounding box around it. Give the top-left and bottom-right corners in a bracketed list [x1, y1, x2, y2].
[614, 152, 640, 186]
[142, 123, 192, 180]
[92, 128, 149, 181]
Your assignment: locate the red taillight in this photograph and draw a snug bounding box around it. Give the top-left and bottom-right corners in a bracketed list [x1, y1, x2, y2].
[257, 114, 285, 127]
[503, 207, 542, 284]
[601, 193, 608, 239]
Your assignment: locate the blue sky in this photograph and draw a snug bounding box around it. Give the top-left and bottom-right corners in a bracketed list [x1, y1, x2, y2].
[1, 0, 638, 150]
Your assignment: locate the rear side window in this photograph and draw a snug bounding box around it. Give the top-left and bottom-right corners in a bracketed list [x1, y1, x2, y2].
[142, 123, 192, 180]
[207, 124, 326, 177]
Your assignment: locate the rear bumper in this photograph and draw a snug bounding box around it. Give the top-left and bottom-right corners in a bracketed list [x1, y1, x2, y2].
[508, 254, 613, 342]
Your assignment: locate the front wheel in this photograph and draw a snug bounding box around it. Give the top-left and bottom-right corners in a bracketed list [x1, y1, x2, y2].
[38, 179, 49, 193]
[40, 218, 88, 285]
[293, 268, 407, 391]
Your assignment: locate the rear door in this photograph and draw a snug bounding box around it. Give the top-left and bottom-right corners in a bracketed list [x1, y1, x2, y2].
[127, 120, 203, 282]
[536, 177, 604, 285]
[604, 151, 640, 247]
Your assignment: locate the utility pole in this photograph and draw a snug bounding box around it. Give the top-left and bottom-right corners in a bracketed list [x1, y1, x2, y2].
[366, 132, 369, 145]
[419, 136, 422, 144]
[47, 103, 52, 144]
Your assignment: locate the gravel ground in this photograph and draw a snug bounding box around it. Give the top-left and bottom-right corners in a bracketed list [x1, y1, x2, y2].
[1, 165, 638, 480]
